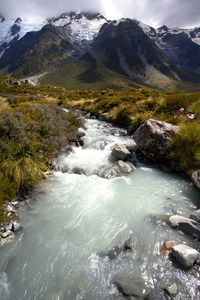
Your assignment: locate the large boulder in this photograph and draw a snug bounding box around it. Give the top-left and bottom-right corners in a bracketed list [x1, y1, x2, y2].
[191, 170, 200, 190]
[169, 215, 200, 239]
[111, 144, 131, 160]
[172, 244, 200, 268]
[133, 119, 179, 162]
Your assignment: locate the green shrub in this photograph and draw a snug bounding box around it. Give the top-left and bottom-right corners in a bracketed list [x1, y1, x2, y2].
[169, 123, 200, 174]
[112, 107, 132, 127]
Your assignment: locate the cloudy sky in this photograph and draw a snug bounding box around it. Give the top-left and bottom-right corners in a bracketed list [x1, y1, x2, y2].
[0, 0, 200, 28]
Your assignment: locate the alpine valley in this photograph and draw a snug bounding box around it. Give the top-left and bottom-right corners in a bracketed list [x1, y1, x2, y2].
[1, 11, 200, 90]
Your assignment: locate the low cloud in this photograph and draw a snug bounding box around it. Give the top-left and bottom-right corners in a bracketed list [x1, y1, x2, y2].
[0, 0, 200, 28]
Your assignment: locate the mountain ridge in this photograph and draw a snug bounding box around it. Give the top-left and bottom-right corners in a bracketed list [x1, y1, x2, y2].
[0, 12, 200, 89]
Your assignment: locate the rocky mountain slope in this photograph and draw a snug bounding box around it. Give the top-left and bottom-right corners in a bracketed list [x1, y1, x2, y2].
[0, 12, 200, 89]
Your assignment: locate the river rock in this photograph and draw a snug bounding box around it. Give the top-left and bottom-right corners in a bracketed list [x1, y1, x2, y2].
[133, 119, 179, 162]
[161, 240, 176, 256]
[190, 209, 200, 223]
[169, 215, 200, 239]
[1, 230, 12, 238]
[114, 274, 150, 298]
[172, 244, 200, 268]
[12, 221, 21, 232]
[191, 170, 200, 190]
[111, 144, 131, 160]
[163, 283, 179, 297]
[100, 235, 134, 260]
[101, 160, 135, 179]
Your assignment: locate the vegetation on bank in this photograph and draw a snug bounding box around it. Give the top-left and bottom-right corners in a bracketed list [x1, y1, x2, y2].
[0, 73, 200, 221]
[0, 75, 80, 222]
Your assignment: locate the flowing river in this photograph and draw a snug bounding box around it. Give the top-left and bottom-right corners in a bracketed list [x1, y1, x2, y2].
[0, 118, 200, 300]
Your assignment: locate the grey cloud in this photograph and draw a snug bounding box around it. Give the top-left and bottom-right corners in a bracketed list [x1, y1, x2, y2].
[0, 0, 200, 28]
[113, 0, 200, 28]
[0, 0, 103, 19]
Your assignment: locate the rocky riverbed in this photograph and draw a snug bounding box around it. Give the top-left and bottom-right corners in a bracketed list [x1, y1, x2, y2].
[0, 116, 200, 300]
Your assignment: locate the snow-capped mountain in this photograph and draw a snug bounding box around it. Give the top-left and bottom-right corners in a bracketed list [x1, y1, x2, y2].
[0, 12, 107, 57]
[0, 13, 200, 88]
[139, 22, 200, 75]
[139, 22, 200, 46]
[48, 12, 107, 40]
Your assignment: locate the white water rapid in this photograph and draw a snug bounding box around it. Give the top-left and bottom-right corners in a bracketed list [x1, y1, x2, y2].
[0, 118, 200, 299]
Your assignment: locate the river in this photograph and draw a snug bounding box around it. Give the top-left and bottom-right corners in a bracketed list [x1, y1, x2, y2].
[0, 118, 200, 299]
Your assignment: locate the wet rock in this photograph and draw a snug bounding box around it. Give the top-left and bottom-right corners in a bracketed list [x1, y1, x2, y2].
[5, 223, 13, 232]
[191, 170, 200, 190]
[71, 167, 85, 175]
[161, 240, 176, 256]
[101, 160, 135, 179]
[172, 244, 200, 268]
[169, 215, 200, 239]
[12, 221, 21, 232]
[6, 204, 16, 213]
[100, 235, 133, 260]
[163, 283, 179, 297]
[148, 213, 170, 225]
[190, 209, 200, 223]
[1, 230, 12, 238]
[111, 128, 128, 137]
[111, 144, 131, 161]
[114, 274, 150, 298]
[133, 119, 179, 162]
[127, 151, 139, 166]
[108, 245, 124, 260]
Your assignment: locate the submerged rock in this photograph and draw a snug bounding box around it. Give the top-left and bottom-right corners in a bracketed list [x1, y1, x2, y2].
[169, 215, 200, 239]
[100, 235, 134, 260]
[111, 144, 131, 161]
[114, 274, 150, 298]
[100, 160, 135, 179]
[172, 244, 200, 268]
[133, 119, 179, 162]
[191, 170, 200, 190]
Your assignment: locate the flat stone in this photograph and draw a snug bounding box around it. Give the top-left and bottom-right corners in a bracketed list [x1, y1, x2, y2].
[1, 230, 12, 238]
[114, 274, 150, 298]
[111, 144, 131, 161]
[172, 244, 200, 268]
[169, 215, 200, 239]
